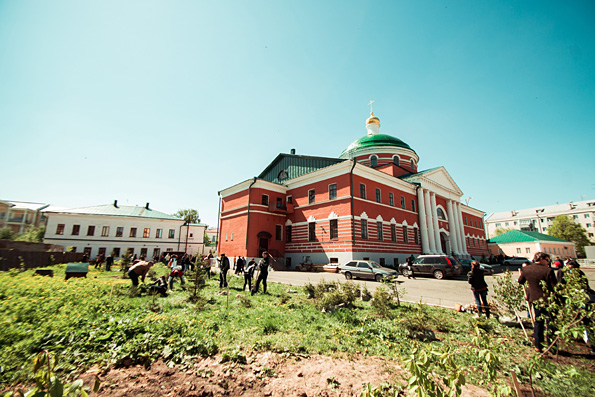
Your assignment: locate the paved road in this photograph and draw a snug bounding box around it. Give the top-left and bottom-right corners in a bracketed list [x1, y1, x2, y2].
[266, 267, 595, 309]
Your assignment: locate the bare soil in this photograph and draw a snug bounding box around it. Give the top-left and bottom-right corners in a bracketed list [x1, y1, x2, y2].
[79, 352, 489, 396]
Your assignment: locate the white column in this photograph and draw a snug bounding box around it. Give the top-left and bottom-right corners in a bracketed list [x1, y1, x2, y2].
[430, 193, 442, 254]
[424, 190, 436, 254]
[456, 203, 469, 256]
[417, 188, 430, 254]
[447, 200, 460, 256]
[454, 203, 464, 255]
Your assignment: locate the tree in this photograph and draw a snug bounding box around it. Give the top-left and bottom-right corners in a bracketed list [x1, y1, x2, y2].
[14, 225, 45, 242]
[173, 209, 200, 224]
[0, 227, 15, 240]
[548, 215, 591, 257]
[204, 232, 211, 244]
[493, 227, 513, 237]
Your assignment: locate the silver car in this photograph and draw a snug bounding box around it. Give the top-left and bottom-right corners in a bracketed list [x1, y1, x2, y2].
[502, 257, 530, 266]
[339, 260, 398, 282]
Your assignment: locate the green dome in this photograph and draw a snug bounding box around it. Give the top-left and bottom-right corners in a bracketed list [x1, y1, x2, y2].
[340, 134, 414, 158]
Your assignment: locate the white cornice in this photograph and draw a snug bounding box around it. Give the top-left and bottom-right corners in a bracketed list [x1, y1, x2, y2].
[352, 164, 417, 193]
[342, 146, 419, 162]
[285, 161, 353, 189]
[220, 178, 288, 197]
[461, 204, 486, 217]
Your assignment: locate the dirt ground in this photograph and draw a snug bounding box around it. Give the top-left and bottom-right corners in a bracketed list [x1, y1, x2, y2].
[79, 352, 489, 396]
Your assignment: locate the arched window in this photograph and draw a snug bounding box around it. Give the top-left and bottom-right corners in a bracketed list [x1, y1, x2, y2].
[410, 159, 415, 169]
[436, 208, 446, 220]
[393, 156, 400, 167]
[370, 155, 378, 167]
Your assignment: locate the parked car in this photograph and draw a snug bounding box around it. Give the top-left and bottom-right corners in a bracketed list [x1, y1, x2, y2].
[502, 257, 530, 266]
[398, 255, 462, 279]
[339, 260, 398, 282]
[458, 258, 495, 275]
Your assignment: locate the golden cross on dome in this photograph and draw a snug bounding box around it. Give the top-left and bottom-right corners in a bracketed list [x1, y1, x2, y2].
[368, 100, 375, 115]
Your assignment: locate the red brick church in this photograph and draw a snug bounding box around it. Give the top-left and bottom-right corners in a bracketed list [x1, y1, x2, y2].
[217, 109, 488, 268]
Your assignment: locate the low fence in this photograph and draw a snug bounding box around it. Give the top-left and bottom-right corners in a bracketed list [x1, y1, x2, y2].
[0, 242, 84, 271]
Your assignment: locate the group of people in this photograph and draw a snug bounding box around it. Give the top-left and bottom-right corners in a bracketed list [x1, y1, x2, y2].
[519, 252, 594, 353]
[217, 251, 272, 295]
[468, 251, 594, 354]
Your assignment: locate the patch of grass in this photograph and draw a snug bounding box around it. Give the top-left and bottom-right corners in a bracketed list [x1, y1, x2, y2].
[1, 269, 595, 396]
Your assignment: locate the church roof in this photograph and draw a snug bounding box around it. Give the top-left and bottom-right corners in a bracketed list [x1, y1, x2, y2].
[340, 134, 415, 158]
[258, 153, 345, 184]
[489, 230, 570, 244]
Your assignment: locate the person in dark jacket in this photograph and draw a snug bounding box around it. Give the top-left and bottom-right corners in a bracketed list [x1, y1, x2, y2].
[218, 253, 230, 288]
[468, 261, 490, 318]
[105, 255, 114, 272]
[243, 259, 256, 291]
[518, 251, 557, 352]
[252, 251, 271, 295]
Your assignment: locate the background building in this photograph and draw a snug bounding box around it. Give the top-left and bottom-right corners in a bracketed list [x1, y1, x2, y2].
[43, 201, 207, 259]
[488, 229, 576, 259]
[0, 200, 49, 234]
[485, 199, 595, 240]
[218, 111, 489, 267]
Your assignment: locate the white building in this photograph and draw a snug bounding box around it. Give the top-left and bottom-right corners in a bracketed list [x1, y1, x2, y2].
[485, 199, 595, 241]
[43, 201, 207, 259]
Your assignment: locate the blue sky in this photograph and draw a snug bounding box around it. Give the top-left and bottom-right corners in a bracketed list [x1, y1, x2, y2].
[1, 0, 594, 227]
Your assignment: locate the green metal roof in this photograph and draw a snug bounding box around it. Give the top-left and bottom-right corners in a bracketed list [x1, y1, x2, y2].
[258, 153, 345, 184]
[340, 134, 415, 158]
[489, 230, 571, 244]
[48, 204, 180, 220]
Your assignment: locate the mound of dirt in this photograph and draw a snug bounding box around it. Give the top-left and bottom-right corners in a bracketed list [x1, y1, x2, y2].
[80, 352, 488, 396]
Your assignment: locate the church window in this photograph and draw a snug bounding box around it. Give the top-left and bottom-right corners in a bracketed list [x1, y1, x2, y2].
[286, 225, 292, 242]
[308, 222, 316, 241]
[389, 193, 394, 206]
[261, 195, 269, 206]
[402, 226, 409, 243]
[410, 159, 415, 169]
[278, 169, 288, 180]
[377, 222, 383, 241]
[370, 155, 378, 167]
[360, 184, 366, 199]
[437, 208, 446, 220]
[308, 189, 315, 204]
[330, 219, 338, 240]
[401, 196, 406, 209]
[411, 199, 416, 212]
[329, 184, 337, 200]
[376, 189, 381, 203]
[414, 227, 419, 244]
[393, 156, 400, 167]
[361, 219, 368, 240]
[391, 224, 397, 242]
[276, 225, 282, 241]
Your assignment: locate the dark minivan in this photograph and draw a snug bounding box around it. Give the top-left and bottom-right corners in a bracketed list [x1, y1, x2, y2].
[399, 255, 462, 279]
